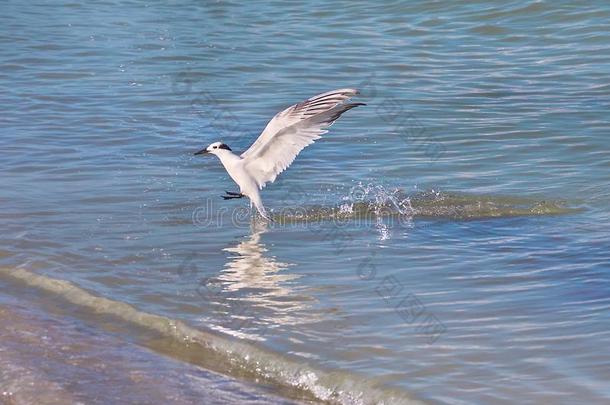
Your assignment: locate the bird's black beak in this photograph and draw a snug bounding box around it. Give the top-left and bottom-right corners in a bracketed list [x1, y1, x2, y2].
[194, 148, 209, 156]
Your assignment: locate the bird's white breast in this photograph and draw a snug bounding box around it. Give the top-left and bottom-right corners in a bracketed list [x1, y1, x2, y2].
[216, 151, 257, 195]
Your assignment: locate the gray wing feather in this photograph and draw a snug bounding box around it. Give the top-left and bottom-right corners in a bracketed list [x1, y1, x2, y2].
[241, 89, 364, 189]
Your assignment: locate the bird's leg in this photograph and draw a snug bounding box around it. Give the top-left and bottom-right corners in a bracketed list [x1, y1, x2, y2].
[222, 191, 244, 200]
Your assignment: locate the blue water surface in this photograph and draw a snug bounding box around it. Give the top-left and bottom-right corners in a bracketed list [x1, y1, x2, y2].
[1, 1, 609, 404]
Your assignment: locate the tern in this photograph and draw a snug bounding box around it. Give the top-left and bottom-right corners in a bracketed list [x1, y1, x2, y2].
[194, 88, 364, 221]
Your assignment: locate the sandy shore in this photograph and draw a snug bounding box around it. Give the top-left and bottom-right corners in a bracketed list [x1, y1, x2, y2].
[0, 295, 299, 405]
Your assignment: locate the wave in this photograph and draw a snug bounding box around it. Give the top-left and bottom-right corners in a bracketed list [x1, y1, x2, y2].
[273, 186, 581, 223]
[0, 266, 426, 405]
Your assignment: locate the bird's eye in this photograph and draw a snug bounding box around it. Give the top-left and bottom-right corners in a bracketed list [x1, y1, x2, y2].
[214, 146, 217, 149]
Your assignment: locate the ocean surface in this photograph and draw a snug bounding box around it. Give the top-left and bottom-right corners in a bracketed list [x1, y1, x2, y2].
[1, 1, 609, 404]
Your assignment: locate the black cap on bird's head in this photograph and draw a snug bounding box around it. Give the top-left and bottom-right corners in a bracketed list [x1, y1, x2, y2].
[194, 141, 232, 155]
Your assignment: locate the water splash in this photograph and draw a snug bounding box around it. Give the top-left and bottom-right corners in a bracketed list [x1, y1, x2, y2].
[347, 183, 415, 240]
[274, 185, 580, 225]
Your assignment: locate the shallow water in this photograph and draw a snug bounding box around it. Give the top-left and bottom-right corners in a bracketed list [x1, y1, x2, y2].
[1, 1, 610, 404]
[0, 286, 301, 405]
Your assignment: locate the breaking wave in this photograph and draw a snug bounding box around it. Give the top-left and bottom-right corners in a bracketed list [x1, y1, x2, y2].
[0, 266, 426, 405]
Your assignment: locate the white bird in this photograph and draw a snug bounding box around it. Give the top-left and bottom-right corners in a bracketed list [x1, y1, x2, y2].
[194, 88, 364, 221]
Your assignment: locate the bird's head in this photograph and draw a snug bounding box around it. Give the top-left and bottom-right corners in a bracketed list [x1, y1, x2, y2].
[194, 141, 233, 156]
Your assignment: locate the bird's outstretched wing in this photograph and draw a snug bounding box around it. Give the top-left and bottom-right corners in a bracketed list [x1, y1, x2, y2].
[241, 88, 364, 189]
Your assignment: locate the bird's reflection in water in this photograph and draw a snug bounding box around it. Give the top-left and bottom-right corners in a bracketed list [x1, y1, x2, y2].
[216, 221, 316, 338]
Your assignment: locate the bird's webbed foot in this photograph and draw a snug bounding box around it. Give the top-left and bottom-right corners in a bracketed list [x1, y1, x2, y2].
[222, 191, 245, 200]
